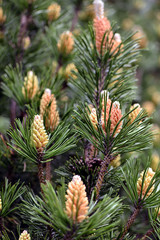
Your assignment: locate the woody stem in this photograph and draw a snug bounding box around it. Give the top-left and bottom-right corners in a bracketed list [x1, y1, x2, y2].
[46, 161, 51, 181]
[95, 154, 111, 200]
[119, 207, 141, 240]
[38, 151, 45, 194]
[70, 1, 82, 32]
[141, 228, 154, 240]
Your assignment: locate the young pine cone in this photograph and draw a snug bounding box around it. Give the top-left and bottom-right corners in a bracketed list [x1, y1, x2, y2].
[93, 1, 123, 55]
[103, 101, 122, 135]
[57, 31, 74, 55]
[47, 3, 61, 21]
[111, 33, 123, 55]
[22, 71, 39, 100]
[93, 16, 113, 55]
[40, 88, 59, 131]
[90, 100, 122, 136]
[65, 175, 89, 223]
[0, 7, 6, 25]
[89, 108, 98, 130]
[19, 230, 31, 240]
[128, 103, 142, 124]
[137, 168, 155, 199]
[31, 115, 49, 152]
[93, 0, 113, 54]
[64, 63, 78, 80]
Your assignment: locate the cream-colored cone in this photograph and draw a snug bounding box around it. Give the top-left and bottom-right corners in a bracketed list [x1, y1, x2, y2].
[65, 175, 89, 223]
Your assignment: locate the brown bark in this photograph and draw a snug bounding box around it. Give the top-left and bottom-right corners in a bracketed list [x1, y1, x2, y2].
[141, 228, 154, 240]
[95, 154, 112, 199]
[84, 142, 98, 165]
[46, 161, 51, 181]
[37, 151, 45, 194]
[70, 4, 81, 32]
[16, 4, 33, 63]
[10, 99, 17, 128]
[119, 207, 140, 240]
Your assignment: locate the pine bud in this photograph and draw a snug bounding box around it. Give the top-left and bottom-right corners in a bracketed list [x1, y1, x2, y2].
[0, 197, 2, 211]
[40, 89, 59, 131]
[93, 16, 113, 54]
[142, 101, 155, 116]
[89, 108, 98, 130]
[22, 71, 39, 100]
[128, 103, 142, 124]
[152, 124, 160, 147]
[122, 18, 134, 30]
[22, 36, 31, 50]
[101, 100, 122, 135]
[57, 31, 74, 55]
[110, 155, 121, 167]
[151, 153, 160, 172]
[65, 175, 89, 223]
[64, 63, 78, 80]
[19, 230, 31, 240]
[89, 100, 122, 135]
[47, 3, 61, 21]
[111, 33, 123, 54]
[93, 0, 104, 19]
[93, 0, 113, 55]
[102, 99, 112, 115]
[151, 91, 160, 105]
[137, 168, 155, 199]
[31, 115, 49, 151]
[132, 26, 148, 49]
[0, 7, 6, 25]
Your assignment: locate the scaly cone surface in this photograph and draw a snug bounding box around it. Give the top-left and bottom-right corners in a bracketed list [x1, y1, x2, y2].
[30, 115, 49, 151]
[65, 175, 89, 223]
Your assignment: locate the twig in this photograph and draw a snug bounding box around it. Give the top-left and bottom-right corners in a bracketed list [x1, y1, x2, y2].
[119, 206, 141, 240]
[16, 4, 33, 63]
[37, 151, 45, 194]
[95, 154, 113, 199]
[70, 6, 79, 32]
[141, 228, 154, 240]
[70, 0, 82, 32]
[10, 99, 17, 128]
[84, 141, 98, 165]
[46, 161, 51, 181]
[63, 225, 77, 240]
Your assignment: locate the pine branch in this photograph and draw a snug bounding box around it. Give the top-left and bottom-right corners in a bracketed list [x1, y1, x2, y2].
[70, 1, 82, 32]
[119, 206, 141, 240]
[37, 152, 45, 193]
[16, 3, 33, 63]
[84, 141, 98, 165]
[95, 154, 114, 199]
[63, 227, 76, 240]
[46, 161, 51, 181]
[10, 99, 16, 128]
[141, 228, 154, 240]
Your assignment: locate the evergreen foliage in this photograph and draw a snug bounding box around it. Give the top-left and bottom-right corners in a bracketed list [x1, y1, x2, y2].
[0, 0, 159, 239]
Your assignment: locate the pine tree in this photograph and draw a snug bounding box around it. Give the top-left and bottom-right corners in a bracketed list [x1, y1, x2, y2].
[0, 0, 159, 239]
